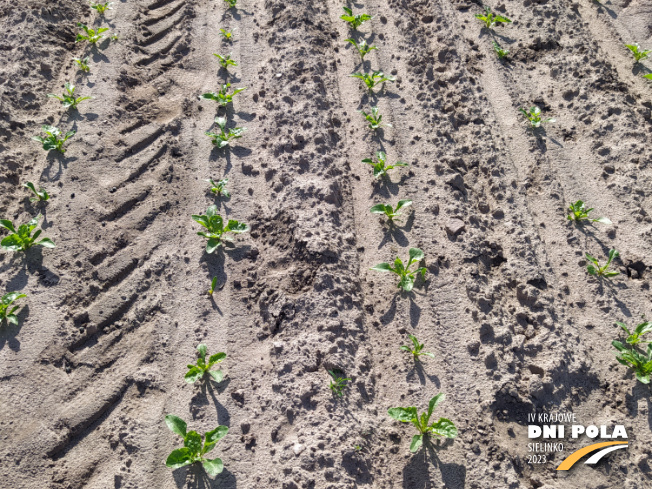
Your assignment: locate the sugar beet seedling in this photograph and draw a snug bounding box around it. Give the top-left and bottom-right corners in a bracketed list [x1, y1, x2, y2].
[520, 106, 555, 128]
[0, 292, 26, 326]
[220, 28, 234, 41]
[24, 182, 49, 202]
[625, 44, 650, 63]
[400, 334, 435, 361]
[76, 23, 109, 44]
[585, 249, 620, 278]
[185, 344, 226, 383]
[612, 341, 652, 384]
[388, 393, 458, 453]
[205, 117, 244, 148]
[200, 84, 247, 107]
[371, 248, 427, 292]
[90, 2, 113, 15]
[492, 41, 509, 59]
[32, 125, 75, 153]
[192, 205, 249, 253]
[351, 71, 395, 93]
[213, 53, 237, 70]
[224, 0, 237, 8]
[48, 82, 92, 110]
[370, 200, 412, 222]
[73, 56, 90, 73]
[340, 7, 372, 31]
[475, 6, 511, 29]
[164, 415, 228, 477]
[206, 177, 230, 198]
[363, 151, 408, 179]
[345, 38, 378, 61]
[208, 277, 218, 296]
[567, 201, 611, 225]
[0, 214, 55, 252]
[360, 106, 391, 131]
[617, 320, 652, 346]
[328, 370, 351, 397]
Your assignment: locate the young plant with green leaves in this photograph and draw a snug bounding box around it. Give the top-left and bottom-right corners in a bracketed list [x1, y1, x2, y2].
[475, 6, 511, 29]
[519, 106, 555, 128]
[567, 200, 611, 225]
[32, 125, 75, 154]
[192, 205, 249, 253]
[360, 106, 391, 131]
[370, 200, 412, 222]
[617, 320, 652, 346]
[625, 43, 650, 63]
[76, 23, 109, 44]
[185, 344, 226, 383]
[90, 2, 113, 14]
[400, 334, 435, 361]
[48, 83, 92, 110]
[388, 393, 458, 453]
[164, 415, 228, 477]
[328, 369, 351, 397]
[492, 41, 509, 59]
[340, 7, 372, 30]
[200, 84, 247, 107]
[24, 182, 49, 202]
[0, 292, 26, 326]
[345, 38, 377, 60]
[219, 28, 234, 41]
[110, 33, 119, 42]
[223, 0, 237, 7]
[205, 117, 244, 148]
[73, 56, 90, 73]
[586, 249, 620, 278]
[362, 151, 408, 179]
[350, 71, 395, 92]
[208, 276, 218, 296]
[206, 177, 230, 198]
[213, 53, 237, 70]
[0, 214, 55, 252]
[612, 341, 652, 384]
[371, 248, 426, 292]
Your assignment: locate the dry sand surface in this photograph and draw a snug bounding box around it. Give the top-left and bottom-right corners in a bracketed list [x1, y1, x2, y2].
[1, 1, 652, 488]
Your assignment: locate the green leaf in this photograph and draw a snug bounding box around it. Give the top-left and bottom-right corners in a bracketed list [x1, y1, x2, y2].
[197, 344, 208, 361]
[371, 263, 392, 272]
[431, 418, 458, 438]
[409, 248, 425, 262]
[202, 457, 224, 476]
[1, 235, 24, 252]
[2, 292, 26, 306]
[208, 352, 226, 365]
[593, 217, 612, 225]
[409, 434, 423, 453]
[184, 366, 204, 384]
[395, 200, 412, 211]
[206, 238, 221, 254]
[165, 448, 193, 469]
[184, 431, 202, 454]
[209, 369, 224, 382]
[205, 425, 229, 445]
[165, 415, 187, 437]
[36, 238, 56, 248]
[427, 393, 445, 420]
[0, 220, 15, 233]
[388, 407, 417, 423]
[398, 274, 415, 292]
[370, 204, 389, 214]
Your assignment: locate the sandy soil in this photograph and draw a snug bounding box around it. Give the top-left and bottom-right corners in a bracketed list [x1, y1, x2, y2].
[1, 1, 652, 488]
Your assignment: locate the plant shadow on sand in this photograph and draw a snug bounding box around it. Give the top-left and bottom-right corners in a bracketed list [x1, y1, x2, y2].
[377, 211, 415, 249]
[172, 463, 238, 489]
[402, 438, 466, 489]
[189, 378, 232, 427]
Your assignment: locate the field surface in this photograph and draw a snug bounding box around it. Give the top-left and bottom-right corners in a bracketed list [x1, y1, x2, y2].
[1, 1, 652, 488]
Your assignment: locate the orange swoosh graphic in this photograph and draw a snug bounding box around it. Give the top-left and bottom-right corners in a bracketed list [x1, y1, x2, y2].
[556, 441, 628, 470]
